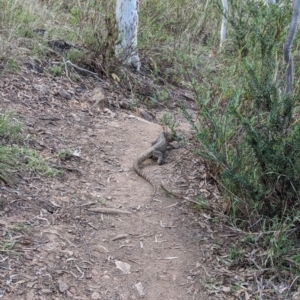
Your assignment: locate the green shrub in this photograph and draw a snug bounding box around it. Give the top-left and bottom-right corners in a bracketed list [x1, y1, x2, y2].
[189, 0, 297, 224]
[0, 112, 59, 185]
[182, 0, 300, 277]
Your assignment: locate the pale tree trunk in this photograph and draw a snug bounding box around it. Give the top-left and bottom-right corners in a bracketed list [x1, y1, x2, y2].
[220, 0, 228, 47]
[115, 0, 141, 71]
[284, 0, 300, 94]
[219, 0, 275, 48]
[205, 0, 210, 10]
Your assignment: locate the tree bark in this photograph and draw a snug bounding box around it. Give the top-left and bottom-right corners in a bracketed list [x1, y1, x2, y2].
[115, 0, 141, 71]
[220, 0, 228, 47]
[283, 0, 300, 94]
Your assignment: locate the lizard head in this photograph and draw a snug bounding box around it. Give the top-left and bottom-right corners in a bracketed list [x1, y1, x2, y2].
[164, 131, 182, 142]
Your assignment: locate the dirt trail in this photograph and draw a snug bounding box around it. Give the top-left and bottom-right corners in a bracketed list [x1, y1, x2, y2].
[0, 71, 216, 299]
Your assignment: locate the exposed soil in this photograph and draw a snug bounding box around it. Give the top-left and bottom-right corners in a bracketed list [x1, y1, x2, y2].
[0, 67, 223, 300]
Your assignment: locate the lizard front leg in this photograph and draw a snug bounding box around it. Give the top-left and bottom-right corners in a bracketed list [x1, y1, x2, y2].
[152, 150, 164, 165]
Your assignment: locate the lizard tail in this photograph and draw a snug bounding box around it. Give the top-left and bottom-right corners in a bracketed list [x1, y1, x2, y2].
[160, 181, 184, 199]
[133, 162, 157, 196]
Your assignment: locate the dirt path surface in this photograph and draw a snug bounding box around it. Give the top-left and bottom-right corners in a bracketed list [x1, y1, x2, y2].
[0, 70, 221, 299]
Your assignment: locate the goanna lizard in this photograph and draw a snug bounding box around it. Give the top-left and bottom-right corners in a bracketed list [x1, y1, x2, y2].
[133, 132, 175, 195]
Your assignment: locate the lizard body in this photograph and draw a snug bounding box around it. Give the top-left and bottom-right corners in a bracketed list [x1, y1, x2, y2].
[133, 132, 174, 195]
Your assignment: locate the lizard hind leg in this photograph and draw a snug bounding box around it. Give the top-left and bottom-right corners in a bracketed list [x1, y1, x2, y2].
[152, 150, 164, 165]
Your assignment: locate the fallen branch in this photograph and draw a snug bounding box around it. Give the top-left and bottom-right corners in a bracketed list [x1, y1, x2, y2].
[51, 164, 83, 174]
[87, 207, 131, 214]
[65, 60, 107, 84]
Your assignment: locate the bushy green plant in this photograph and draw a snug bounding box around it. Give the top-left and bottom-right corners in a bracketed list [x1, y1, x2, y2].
[0, 112, 59, 185]
[50, 65, 64, 76]
[182, 1, 300, 278]
[189, 1, 297, 224]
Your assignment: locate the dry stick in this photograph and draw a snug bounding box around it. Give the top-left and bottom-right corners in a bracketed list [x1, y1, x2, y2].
[65, 60, 107, 84]
[87, 222, 98, 230]
[0, 220, 7, 237]
[74, 225, 94, 263]
[87, 207, 131, 214]
[62, 57, 71, 82]
[112, 234, 128, 241]
[39, 116, 61, 121]
[75, 265, 85, 279]
[76, 201, 98, 208]
[51, 164, 83, 174]
[288, 274, 299, 293]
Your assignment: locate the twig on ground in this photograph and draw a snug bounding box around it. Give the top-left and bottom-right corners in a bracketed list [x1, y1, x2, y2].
[76, 201, 98, 207]
[87, 207, 131, 214]
[63, 57, 72, 82]
[65, 60, 107, 84]
[112, 234, 128, 241]
[74, 224, 94, 263]
[51, 164, 83, 174]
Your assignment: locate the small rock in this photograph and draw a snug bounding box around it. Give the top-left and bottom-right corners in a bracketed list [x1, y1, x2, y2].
[119, 99, 131, 109]
[92, 269, 99, 276]
[56, 270, 64, 275]
[58, 278, 69, 293]
[103, 108, 116, 118]
[60, 249, 73, 257]
[58, 88, 71, 100]
[91, 87, 105, 101]
[115, 260, 131, 274]
[33, 28, 47, 36]
[66, 290, 74, 298]
[93, 244, 109, 255]
[135, 108, 155, 122]
[17, 290, 24, 295]
[26, 281, 36, 288]
[91, 292, 101, 299]
[34, 84, 48, 94]
[67, 89, 75, 95]
[135, 282, 146, 297]
[90, 87, 106, 109]
[222, 286, 231, 293]
[41, 289, 52, 294]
